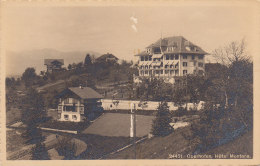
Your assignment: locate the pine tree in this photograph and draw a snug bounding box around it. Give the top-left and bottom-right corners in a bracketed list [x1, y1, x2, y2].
[151, 101, 173, 136]
[84, 54, 92, 66]
[21, 88, 45, 144]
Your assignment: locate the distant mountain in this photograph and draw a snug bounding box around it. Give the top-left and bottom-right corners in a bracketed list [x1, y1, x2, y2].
[6, 49, 101, 77]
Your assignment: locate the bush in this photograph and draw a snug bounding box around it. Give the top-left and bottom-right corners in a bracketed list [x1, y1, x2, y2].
[56, 137, 77, 159]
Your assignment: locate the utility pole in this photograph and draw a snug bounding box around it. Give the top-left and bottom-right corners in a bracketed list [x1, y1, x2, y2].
[130, 103, 137, 159]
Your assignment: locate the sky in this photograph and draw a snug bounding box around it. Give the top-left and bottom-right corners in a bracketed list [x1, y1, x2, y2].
[3, 2, 258, 75]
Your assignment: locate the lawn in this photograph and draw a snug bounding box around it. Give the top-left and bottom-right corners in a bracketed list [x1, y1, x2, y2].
[81, 113, 154, 137]
[75, 134, 131, 159]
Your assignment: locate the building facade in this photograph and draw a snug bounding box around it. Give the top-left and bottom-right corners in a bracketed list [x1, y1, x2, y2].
[44, 59, 64, 73]
[57, 87, 103, 122]
[134, 36, 207, 83]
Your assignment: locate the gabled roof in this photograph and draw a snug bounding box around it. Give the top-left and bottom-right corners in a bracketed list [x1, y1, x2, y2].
[138, 36, 208, 55]
[68, 87, 103, 99]
[96, 53, 119, 61]
[44, 59, 64, 65]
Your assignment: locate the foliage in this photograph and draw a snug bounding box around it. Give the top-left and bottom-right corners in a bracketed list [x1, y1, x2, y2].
[136, 78, 172, 101]
[21, 68, 38, 87]
[151, 101, 173, 136]
[21, 88, 46, 144]
[31, 142, 50, 160]
[56, 137, 77, 159]
[183, 39, 253, 153]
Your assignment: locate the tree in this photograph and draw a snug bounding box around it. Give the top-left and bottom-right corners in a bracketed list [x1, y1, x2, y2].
[21, 68, 37, 87]
[212, 38, 250, 66]
[68, 64, 72, 70]
[151, 101, 173, 136]
[183, 39, 253, 154]
[84, 54, 92, 66]
[21, 88, 46, 144]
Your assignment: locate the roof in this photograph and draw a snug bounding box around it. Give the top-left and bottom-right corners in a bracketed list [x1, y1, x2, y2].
[44, 59, 64, 65]
[96, 53, 119, 61]
[68, 87, 103, 99]
[134, 51, 150, 57]
[137, 36, 208, 56]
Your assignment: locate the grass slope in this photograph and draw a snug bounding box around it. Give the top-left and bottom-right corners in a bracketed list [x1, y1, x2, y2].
[106, 127, 253, 159]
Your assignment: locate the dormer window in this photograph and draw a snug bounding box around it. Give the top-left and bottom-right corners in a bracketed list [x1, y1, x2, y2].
[185, 46, 191, 51]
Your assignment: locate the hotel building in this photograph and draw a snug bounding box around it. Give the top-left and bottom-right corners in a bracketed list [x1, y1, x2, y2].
[134, 36, 208, 83]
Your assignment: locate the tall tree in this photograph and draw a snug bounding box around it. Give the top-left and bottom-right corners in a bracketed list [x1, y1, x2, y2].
[151, 101, 173, 136]
[21, 88, 46, 144]
[84, 54, 92, 66]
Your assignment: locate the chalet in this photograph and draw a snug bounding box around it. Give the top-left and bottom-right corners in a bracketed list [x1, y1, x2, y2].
[57, 86, 103, 122]
[134, 36, 208, 83]
[44, 59, 64, 73]
[96, 53, 119, 63]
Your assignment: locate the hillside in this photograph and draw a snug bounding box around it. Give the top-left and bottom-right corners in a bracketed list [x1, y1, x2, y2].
[6, 49, 101, 76]
[105, 128, 253, 159]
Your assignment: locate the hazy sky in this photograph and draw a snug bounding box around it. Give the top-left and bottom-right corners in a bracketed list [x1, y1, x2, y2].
[4, 3, 257, 62]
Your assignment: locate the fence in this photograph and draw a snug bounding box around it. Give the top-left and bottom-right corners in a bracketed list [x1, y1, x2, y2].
[101, 99, 205, 111]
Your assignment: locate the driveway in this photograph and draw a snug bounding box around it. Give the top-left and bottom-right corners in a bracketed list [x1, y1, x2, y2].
[82, 113, 154, 137]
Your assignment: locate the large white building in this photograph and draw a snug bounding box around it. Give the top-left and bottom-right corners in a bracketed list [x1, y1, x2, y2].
[134, 36, 208, 83]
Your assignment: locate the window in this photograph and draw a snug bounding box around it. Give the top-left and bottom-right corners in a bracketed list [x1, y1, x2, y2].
[161, 70, 163, 74]
[170, 55, 174, 60]
[193, 61, 197, 66]
[64, 106, 76, 112]
[198, 55, 204, 59]
[149, 56, 152, 61]
[165, 70, 169, 74]
[145, 65, 148, 69]
[64, 98, 69, 104]
[170, 70, 174, 75]
[145, 71, 148, 74]
[154, 47, 161, 54]
[183, 62, 188, 67]
[175, 70, 179, 75]
[165, 65, 168, 69]
[145, 56, 148, 61]
[192, 55, 195, 60]
[198, 62, 204, 67]
[72, 115, 77, 120]
[170, 65, 173, 68]
[166, 55, 169, 60]
[141, 57, 144, 61]
[175, 55, 179, 60]
[183, 70, 187, 75]
[183, 55, 187, 59]
[64, 115, 69, 120]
